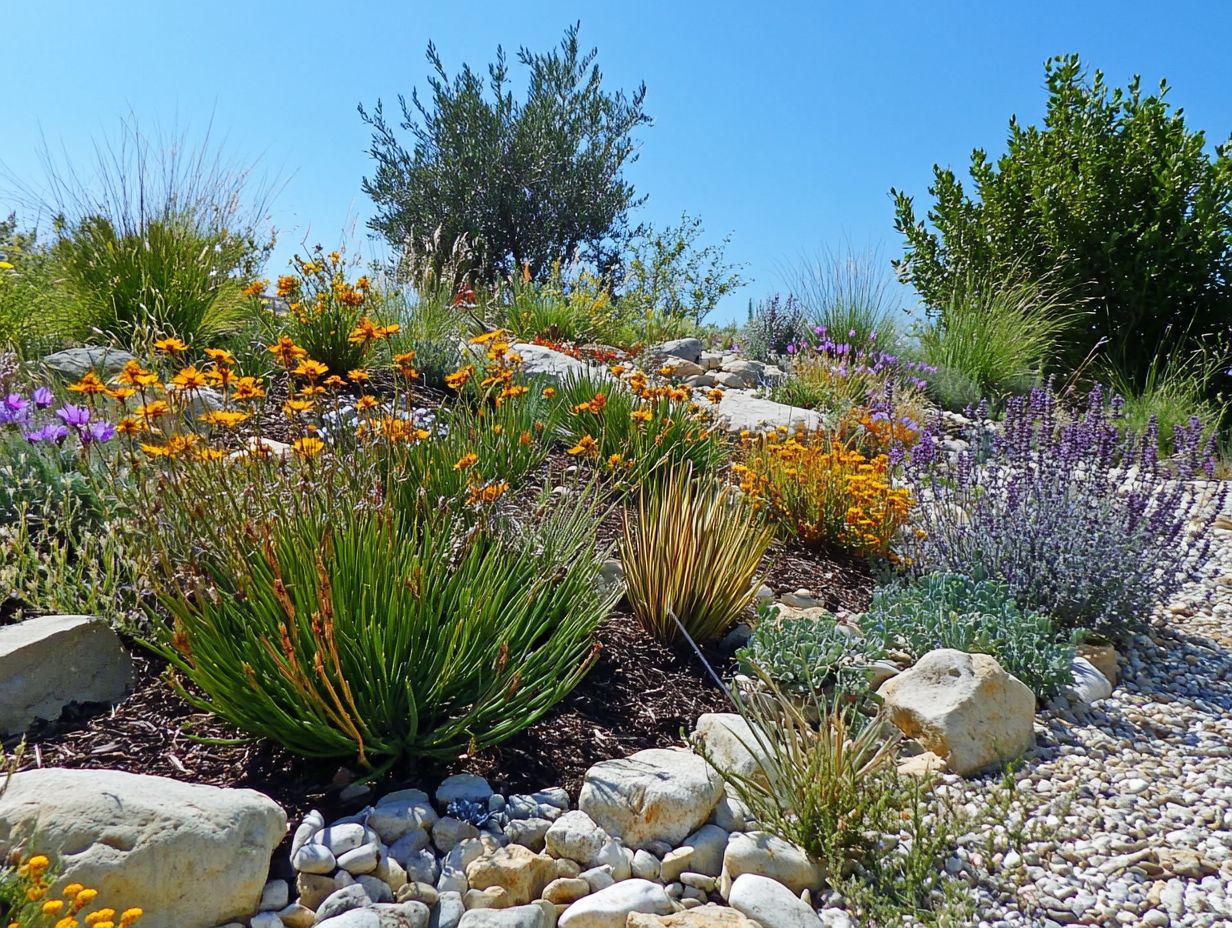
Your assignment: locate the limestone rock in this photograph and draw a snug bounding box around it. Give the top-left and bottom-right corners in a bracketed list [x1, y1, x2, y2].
[544, 811, 611, 866]
[653, 339, 704, 364]
[627, 906, 759, 928]
[1076, 643, 1118, 686]
[719, 831, 823, 897]
[458, 904, 550, 928]
[728, 874, 820, 928]
[578, 748, 723, 849]
[706, 392, 824, 436]
[691, 714, 768, 783]
[0, 768, 285, 928]
[0, 614, 133, 736]
[1068, 656, 1113, 706]
[513, 344, 613, 388]
[879, 648, 1035, 776]
[556, 879, 673, 928]
[42, 346, 136, 381]
[466, 845, 558, 906]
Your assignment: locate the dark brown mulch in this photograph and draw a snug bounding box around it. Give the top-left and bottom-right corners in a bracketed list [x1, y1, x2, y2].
[14, 614, 732, 817]
[458, 612, 733, 796]
[762, 542, 874, 614]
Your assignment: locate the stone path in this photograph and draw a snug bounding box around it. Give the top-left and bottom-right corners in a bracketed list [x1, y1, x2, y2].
[943, 518, 1232, 927]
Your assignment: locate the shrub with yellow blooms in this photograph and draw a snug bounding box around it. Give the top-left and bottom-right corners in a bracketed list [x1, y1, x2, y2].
[734, 428, 912, 557]
[0, 851, 141, 928]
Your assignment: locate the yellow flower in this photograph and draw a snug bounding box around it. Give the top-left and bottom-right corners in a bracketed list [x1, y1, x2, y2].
[283, 399, 315, 416]
[85, 909, 115, 925]
[72, 888, 98, 911]
[631, 409, 652, 423]
[322, 375, 346, 389]
[453, 452, 479, 471]
[567, 435, 599, 458]
[44, 899, 65, 915]
[27, 855, 50, 872]
[348, 369, 370, 382]
[292, 436, 325, 458]
[118, 361, 159, 387]
[348, 317, 380, 345]
[198, 410, 251, 429]
[445, 367, 474, 390]
[542, 387, 556, 398]
[292, 359, 329, 380]
[69, 371, 108, 395]
[241, 279, 267, 298]
[203, 348, 236, 366]
[54, 918, 79, 928]
[607, 453, 624, 469]
[276, 275, 298, 297]
[609, 365, 626, 377]
[136, 400, 169, 422]
[106, 386, 136, 402]
[119, 908, 143, 927]
[299, 384, 326, 396]
[232, 377, 266, 401]
[169, 366, 208, 391]
[355, 395, 379, 411]
[63, 884, 84, 897]
[154, 337, 188, 355]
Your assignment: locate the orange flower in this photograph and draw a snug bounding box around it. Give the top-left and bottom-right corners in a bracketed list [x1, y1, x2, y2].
[232, 377, 266, 400]
[69, 372, 107, 395]
[543, 387, 556, 398]
[116, 416, 143, 436]
[445, 367, 474, 390]
[136, 400, 169, 422]
[466, 480, 509, 505]
[283, 398, 315, 416]
[348, 369, 370, 382]
[241, 279, 267, 298]
[276, 275, 298, 298]
[453, 452, 479, 471]
[355, 395, 379, 411]
[348, 317, 380, 345]
[323, 375, 346, 389]
[198, 410, 250, 429]
[204, 348, 236, 366]
[118, 361, 159, 387]
[106, 386, 136, 402]
[631, 408, 653, 423]
[268, 336, 307, 366]
[567, 435, 599, 458]
[292, 359, 329, 380]
[169, 366, 208, 391]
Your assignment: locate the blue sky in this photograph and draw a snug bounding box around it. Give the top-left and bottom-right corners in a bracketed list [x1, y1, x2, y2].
[3, 1, 1231, 322]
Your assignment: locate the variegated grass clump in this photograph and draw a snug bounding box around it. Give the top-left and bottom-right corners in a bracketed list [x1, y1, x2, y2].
[621, 465, 774, 646]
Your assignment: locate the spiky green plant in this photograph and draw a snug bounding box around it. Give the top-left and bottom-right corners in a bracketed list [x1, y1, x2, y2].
[621, 465, 774, 645]
[153, 488, 614, 769]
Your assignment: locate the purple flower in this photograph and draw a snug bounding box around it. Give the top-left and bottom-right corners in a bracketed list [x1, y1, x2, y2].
[81, 420, 116, 444]
[4, 393, 27, 415]
[32, 386, 53, 408]
[55, 404, 91, 429]
[25, 424, 70, 445]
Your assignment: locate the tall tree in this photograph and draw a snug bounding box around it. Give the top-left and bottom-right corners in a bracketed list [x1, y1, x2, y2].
[360, 24, 651, 284]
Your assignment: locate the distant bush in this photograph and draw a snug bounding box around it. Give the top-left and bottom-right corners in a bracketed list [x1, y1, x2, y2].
[739, 294, 805, 362]
[905, 385, 1221, 636]
[863, 574, 1075, 699]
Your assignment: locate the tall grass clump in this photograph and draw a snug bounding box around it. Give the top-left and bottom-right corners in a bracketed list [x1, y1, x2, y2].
[919, 271, 1078, 409]
[787, 244, 902, 352]
[621, 465, 774, 646]
[21, 117, 274, 348]
[1106, 338, 1230, 450]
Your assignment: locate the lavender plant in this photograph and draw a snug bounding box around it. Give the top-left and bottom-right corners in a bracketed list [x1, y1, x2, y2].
[740, 294, 805, 362]
[905, 385, 1222, 637]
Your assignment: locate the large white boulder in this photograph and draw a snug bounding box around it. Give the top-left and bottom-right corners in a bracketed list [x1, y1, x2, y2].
[727, 874, 821, 928]
[578, 748, 723, 849]
[511, 344, 613, 388]
[690, 713, 769, 782]
[0, 615, 133, 736]
[0, 768, 287, 928]
[879, 648, 1035, 776]
[705, 392, 824, 436]
[557, 879, 672, 928]
[42, 346, 137, 381]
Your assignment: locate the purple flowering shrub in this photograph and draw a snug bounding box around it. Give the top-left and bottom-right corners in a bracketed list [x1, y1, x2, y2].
[739, 294, 807, 362]
[771, 326, 936, 418]
[0, 385, 115, 530]
[904, 385, 1223, 636]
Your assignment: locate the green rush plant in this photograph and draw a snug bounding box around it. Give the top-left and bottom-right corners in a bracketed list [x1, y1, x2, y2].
[152, 488, 615, 770]
[621, 465, 774, 646]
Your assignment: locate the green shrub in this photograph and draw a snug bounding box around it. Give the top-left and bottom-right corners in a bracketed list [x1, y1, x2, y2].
[893, 54, 1232, 389]
[0, 216, 60, 357]
[621, 466, 774, 646]
[918, 271, 1078, 406]
[28, 120, 273, 348]
[737, 604, 884, 697]
[154, 489, 613, 768]
[1106, 341, 1229, 450]
[739, 294, 805, 363]
[862, 574, 1076, 699]
[496, 262, 622, 345]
